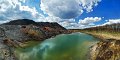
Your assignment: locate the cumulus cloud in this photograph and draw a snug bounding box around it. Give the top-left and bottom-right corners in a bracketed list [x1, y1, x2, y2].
[80, 0, 101, 12]
[67, 17, 102, 29]
[79, 17, 102, 25]
[0, 0, 41, 22]
[19, 6, 38, 17]
[36, 16, 102, 29]
[40, 0, 101, 19]
[0, 0, 102, 29]
[39, 0, 102, 29]
[103, 19, 120, 25]
[0, 0, 22, 12]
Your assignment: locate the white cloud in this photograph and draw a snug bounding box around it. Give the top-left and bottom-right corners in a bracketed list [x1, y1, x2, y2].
[0, 0, 42, 21]
[20, 6, 38, 17]
[79, 17, 102, 25]
[36, 16, 62, 22]
[39, 0, 102, 29]
[0, 0, 102, 29]
[103, 19, 120, 25]
[40, 0, 101, 19]
[0, 0, 23, 12]
[36, 16, 102, 29]
[79, 0, 101, 12]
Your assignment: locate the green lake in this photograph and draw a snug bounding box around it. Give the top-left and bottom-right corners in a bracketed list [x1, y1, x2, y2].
[15, 32, 99, 60]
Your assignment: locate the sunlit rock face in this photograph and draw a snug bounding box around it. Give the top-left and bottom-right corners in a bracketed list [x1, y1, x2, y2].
[90, 39, 120, 60]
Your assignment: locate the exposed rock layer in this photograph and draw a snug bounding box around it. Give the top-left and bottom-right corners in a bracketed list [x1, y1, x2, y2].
[90, 39, 120, 60]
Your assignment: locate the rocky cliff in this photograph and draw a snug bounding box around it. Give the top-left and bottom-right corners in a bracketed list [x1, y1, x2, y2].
[0, 19, 69, 60]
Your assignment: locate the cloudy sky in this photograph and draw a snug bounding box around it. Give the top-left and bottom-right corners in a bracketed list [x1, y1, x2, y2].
[0, 0, 120, 29]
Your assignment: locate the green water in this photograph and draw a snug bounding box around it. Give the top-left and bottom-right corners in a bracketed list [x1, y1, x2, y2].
[15, 32, 99, 60]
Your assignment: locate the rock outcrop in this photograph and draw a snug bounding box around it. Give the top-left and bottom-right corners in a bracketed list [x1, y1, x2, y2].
[1, 19, 68, 41]
[90, 39, 120, 60]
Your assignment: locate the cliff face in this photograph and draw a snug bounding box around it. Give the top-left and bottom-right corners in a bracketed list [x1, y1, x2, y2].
[90, 39, 120, 60]
[0, 19, 68, 60]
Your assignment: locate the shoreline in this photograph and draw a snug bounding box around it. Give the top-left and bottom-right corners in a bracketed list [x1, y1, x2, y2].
[82, 32, 120, 41]
[1, 30, 119, 60]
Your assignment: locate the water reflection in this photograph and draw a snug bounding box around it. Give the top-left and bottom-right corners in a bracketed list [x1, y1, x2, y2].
[15, 32, 99, 60]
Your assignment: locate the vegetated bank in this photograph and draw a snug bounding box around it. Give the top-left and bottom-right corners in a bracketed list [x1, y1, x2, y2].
[69, 23, 120, 40]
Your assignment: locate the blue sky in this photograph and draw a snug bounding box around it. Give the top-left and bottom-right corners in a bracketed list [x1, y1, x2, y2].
[0, 0, 120, 29]
[77, 0, 120, 25]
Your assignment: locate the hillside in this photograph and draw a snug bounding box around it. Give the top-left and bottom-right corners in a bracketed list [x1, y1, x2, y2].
[0, 19, 69, 60]
[2, 19, 38, 25]
[2, 19, 66, 30]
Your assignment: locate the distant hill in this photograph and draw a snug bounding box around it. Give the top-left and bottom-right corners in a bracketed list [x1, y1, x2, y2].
[2, 19, 66, 30]
[2, 19, 38, 25]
